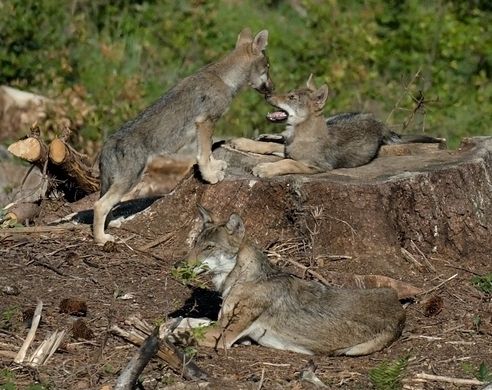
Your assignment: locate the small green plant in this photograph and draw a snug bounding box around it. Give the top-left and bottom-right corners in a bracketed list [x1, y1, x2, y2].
[189, 322, 216, 342]
[0, 368, 16, 390]
[171, 263, 203, 286]
[473, 315, 481, 332]
[0, 368, 48, 390]
[369, 356, 409, 390]
[0, 306, 19, 331]
[183, 346, 198, 359]
[27, 385, 47, 390]
[471, 273, 492, 295]
[462, 361, 492, 382]
[102, 363, 115, 375]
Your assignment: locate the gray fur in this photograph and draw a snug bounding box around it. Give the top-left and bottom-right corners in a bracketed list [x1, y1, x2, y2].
[93, 28, 273, 243]
[183, 208, 406, 355]
[99, 73, 233, 195]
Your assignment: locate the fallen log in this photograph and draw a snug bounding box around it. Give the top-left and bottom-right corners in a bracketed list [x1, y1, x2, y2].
[48, 137, 99, 196]
[111, 316, 207, 381]
[114, 327, 161, 390]
[7, 136, 47, 166]
[3, 202, 40, 225]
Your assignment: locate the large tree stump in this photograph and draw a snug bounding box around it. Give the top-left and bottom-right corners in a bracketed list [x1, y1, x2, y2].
[122, 136, 492, 262]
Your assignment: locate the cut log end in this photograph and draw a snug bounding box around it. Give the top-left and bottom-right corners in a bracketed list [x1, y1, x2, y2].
[49, 138, 68, 164]
[8, 137, 46, 162]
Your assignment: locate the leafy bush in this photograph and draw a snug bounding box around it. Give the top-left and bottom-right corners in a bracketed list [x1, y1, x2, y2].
[1, 0, 491, 151]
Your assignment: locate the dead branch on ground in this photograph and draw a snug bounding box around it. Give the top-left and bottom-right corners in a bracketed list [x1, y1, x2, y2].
[111, 316, 208, 382]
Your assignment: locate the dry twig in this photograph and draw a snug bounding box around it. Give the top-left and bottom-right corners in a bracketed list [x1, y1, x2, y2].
[14, 300, 43, 363]
[416, 273, 458, 297]
[414, 372, 487, 386]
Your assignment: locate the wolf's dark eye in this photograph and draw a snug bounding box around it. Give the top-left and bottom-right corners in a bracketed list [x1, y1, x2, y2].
[288, 94, 296, 100]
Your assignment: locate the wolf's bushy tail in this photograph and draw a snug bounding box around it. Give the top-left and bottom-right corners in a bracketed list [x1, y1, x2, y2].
[383, 131, 445, 145]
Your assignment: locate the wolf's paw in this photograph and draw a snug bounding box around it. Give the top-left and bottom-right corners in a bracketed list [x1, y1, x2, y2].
[174, 317, 214, 331]
[168, 317, 213, 346]
[252, 163, 274, 178]
[94, 233, 115, 245]
[227, 138, 250, 151]
[201, 159, 227, 184]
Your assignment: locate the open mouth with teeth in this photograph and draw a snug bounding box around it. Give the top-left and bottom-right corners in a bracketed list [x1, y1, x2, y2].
[266, 109, 288, 123]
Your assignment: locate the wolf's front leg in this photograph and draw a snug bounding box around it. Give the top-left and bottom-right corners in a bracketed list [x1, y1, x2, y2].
[228, 137, 285, 156]
[196, 118, 227, 184]
[252, 159, 319, 178]
[198, 292, 266, 350]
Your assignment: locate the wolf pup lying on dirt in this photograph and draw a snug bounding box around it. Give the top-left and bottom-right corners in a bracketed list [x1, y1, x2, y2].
[229, 74, 443, 178]
[93, 28, 273, 244]
[178, 206, 406, 355]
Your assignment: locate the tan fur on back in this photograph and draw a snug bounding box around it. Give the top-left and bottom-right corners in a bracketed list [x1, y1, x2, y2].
[183, 209, 406, 355]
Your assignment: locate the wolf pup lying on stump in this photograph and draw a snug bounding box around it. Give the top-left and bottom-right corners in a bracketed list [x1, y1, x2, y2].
[229, 74, 443, 177]
[93, 28, 273, 244]
[177, 206, 405, 355]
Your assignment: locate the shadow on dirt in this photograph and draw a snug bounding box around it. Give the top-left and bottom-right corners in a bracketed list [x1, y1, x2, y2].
[56, 196, 162, 225]
[169, 287, 221, 320]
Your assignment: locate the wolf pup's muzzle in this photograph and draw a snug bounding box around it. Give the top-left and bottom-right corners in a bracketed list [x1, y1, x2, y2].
[257, 79, 274, 96]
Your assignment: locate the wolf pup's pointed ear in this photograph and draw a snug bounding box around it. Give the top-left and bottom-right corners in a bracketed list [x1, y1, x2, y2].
[236, 27, 253, 48]
[225, 213, 245, 238]
[197, 204, 213, 225]
[252, 30, 269, 55]
[313, 84, 329, 109]
[306, 74, 317, 92]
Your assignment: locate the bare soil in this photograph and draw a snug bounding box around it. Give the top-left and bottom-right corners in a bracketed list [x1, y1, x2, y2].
[1, 196, 491, 390]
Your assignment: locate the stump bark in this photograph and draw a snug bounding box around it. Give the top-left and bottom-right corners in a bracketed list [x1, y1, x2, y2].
[123, 136, 492, 262]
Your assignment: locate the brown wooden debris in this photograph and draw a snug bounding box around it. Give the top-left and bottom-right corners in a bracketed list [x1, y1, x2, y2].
[48, 138, 99, 194]
[111, 316, 208, 381]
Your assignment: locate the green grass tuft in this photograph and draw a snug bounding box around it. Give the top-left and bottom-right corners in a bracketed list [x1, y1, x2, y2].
[471, 273, 492, 295]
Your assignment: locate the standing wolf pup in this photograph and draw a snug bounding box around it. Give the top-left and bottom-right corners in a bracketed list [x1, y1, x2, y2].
[229, 74, 443, 177]
[93, 28, 273, 244]
[178, 206, 405, 355]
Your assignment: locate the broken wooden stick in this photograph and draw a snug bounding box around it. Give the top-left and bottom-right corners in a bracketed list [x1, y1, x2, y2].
[3, 202, 40, 225]
[28, 329, 66, 366]
[416, 273, 458, 297]
[414, 372, 487, 386]
[400, 247, 425, 272]
[115, 327, 161, 390]
[14, 300, 43, 363]
[0, 223, 88, 235]
[111, 317, 207, 381]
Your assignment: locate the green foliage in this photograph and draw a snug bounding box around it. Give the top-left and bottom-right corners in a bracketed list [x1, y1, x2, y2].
[189, 322, 216, 342]
[0, 369, 16, 390]
[369, 356, 409, 390]
[462, 361, 492, 382]
[1, 0, 491, 149]
[183, 345, 198, 359]
[471, 273, 492, 295]
[0, 369, 48, 390]
[171, 262, 203, 286]
[0, 306, 19, 331]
